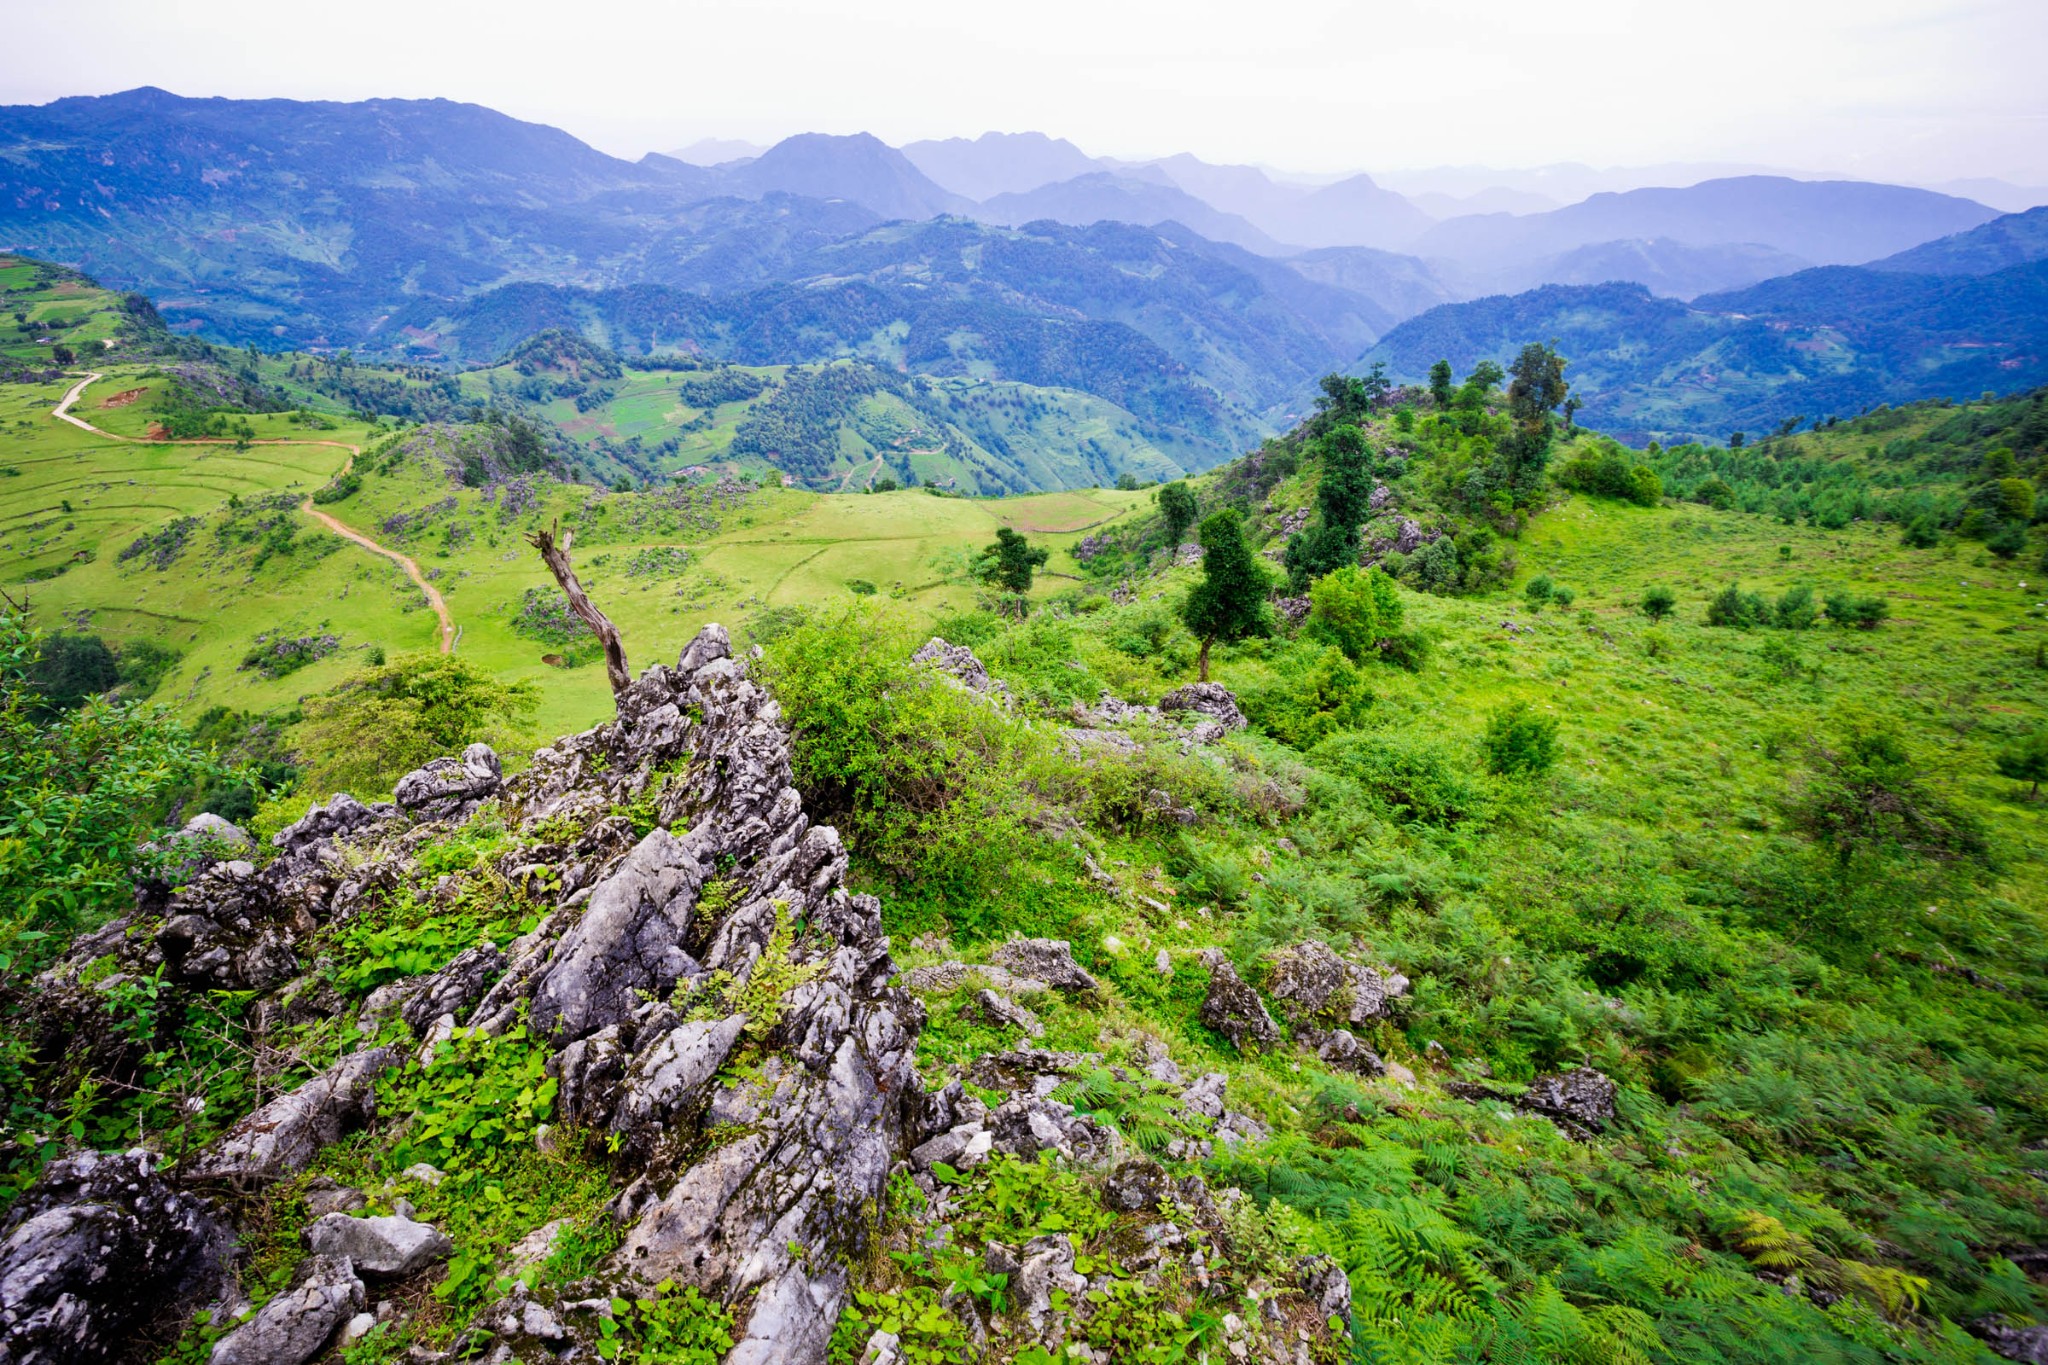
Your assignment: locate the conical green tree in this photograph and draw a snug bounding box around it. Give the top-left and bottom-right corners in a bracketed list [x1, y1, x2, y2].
[1182, 508, 1270, 680]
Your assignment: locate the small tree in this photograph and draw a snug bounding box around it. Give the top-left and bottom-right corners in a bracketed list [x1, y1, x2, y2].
[1428, 359, 1454, 409]
[1157, 480, 1199, 547]
[1524, 575, 1555, 611]
[1284, 425, 1375, 590]
[1995, 729, 2048, 798]
[980, 527, 1048, 615]
[1181, 509, 1270, 680]
[1641, 587, 1676, 621]
[1774, 585, 1818, 630]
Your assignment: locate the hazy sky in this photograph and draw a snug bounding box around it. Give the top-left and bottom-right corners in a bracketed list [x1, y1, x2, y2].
[3, 0, 2044, 184]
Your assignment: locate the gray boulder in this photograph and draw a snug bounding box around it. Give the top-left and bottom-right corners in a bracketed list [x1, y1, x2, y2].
[398, 942, 508, 1034]
[966, 988, 1044, 1038]
[1978, 1317, 2048, 1364]
[611, 1014, 749, 1147]
[1519, 1067, 1619, 1136]
[1316, 1028, 1386, 1076]
[208, 1253, 363, 1365]
[393, 743, 503, 821]
[0, 1150, 234, 1365]
[987, 938, 1099, 997]
[1198, 957, 1281, 1052]
[1102, 1158, 1170, 1213]
[182, 1048, 395, 1185]
[1158, 681, 1247, 733]
[303, 1211, 454, 1277]
[529, 827, 705, 1042]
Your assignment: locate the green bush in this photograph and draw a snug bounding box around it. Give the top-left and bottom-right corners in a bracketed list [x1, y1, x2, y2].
[1706, 583, 1768, 628]
[1774, 585, 1818, 631]
[1304, 565, 1403, 663]
[1480, 701, 1559, 777]
[1641, 586, 1676, 620]
[295, 653, 538, 796]
[1824, 593, 1890, 629]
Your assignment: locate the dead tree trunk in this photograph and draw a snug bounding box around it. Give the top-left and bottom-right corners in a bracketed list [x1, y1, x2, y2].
[527, 519, 631, 701]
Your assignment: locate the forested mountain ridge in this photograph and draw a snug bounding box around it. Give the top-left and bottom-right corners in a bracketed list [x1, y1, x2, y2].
[1365, 253, 2048, 444]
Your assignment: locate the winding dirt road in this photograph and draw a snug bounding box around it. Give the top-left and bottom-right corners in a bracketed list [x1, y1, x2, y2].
[52, 372, 456, 653]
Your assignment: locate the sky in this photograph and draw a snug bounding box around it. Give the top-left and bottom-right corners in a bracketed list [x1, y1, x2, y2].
[2, 0, 2044, 186]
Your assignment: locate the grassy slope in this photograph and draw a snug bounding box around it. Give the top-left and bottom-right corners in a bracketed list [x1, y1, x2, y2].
[0, 367, 1152, 741]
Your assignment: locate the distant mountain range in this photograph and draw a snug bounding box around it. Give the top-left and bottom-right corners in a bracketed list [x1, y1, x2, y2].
[1364, 205, 2048, 442]
[3, 87, 2041, 453]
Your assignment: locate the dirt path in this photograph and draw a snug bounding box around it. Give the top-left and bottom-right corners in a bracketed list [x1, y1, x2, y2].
[52, 371, 456, 653]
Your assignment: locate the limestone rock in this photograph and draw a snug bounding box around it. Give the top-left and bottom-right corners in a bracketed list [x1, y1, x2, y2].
[393, 743, 503, 821]
[1017, 1234, 1087, 1328]
[1316, 1029, 1386, 1076]
[911, 638, 1009, 704]
[1102, 1158, 1170, 1213]
[398, 943, 507, 1034]
[1158, 681, 1247, 733]
[183, 1048, 395, 1185]
[0, 1150, 234, 1365]
[1519, 1067, 1618, 1136]
[1198, 957, 1281, 1052]
[966, 988, 1044, 1038]
[528, 827, 705, 1043]
[304, 1212, 454, 1277]
[1977, 1317, 2048, 1364]
[987, 938, 1098, 997]
[208, 1253, 363, 1365]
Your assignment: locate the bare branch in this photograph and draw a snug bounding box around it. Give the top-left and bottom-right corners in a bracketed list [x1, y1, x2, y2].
[526, 518, 631, 700]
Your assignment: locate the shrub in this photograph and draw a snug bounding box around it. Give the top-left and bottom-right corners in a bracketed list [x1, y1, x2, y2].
[754, 603, 1071, 933]
[1823, 593, 1889, 629]
[26, 634, 118, 717]
[1551, 585, 1576, 608]
[1311, 730, 1492, 826]
[1641, 586, 1676, 621]
[295, 653, 538, 796]
[1694, 476, 1735, 510]
[1524, 575, 1555, 610]
[1774, 585, 1817, 631]
[1305, 565, 1403, 663]
[1481, 701, 1559, 777]
[1238, 643, 1374, 749]
[1706, 583, 1767, 628]
[1900, 515, 1940, 548]
[1987, 520, 2028, 560]
[1994, 729, 2048, 798]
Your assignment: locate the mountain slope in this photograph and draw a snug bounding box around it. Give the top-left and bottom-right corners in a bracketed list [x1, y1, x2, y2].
[1363, 259, 2048, 442]
[1499, 238, 1813, 300]
[720, 132, 972, 219]
[1867, 205, 2048, 277]
[1412, 176, 1999, 270]
[900, 131, 1101, 201]
[976, 172, 1287, 255]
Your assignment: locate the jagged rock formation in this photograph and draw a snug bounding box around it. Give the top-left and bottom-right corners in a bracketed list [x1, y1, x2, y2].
[11, 625, 924, 1365]
[0, 1151, 235, 1365]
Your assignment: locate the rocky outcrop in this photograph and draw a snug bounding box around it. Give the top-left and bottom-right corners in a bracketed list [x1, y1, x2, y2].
[0, 1150, 235, 1365]
[182, 1048, 396, 1186]
[26, 624, 925, 1365]
[208, 1253, 364, 1365]
[1158, 682, 1247, 734]
[1199, 955, 1282, 1052]
[988, 938, 1099, 997]
[392, 742, 503, 821]
[303, 1212, 454, 1277]
[1519, 1067, 1619, 1138]
[912, 637, 1010, 704]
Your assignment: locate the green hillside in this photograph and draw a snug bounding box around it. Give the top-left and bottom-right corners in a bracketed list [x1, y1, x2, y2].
[3, 255, 2047, 1365]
